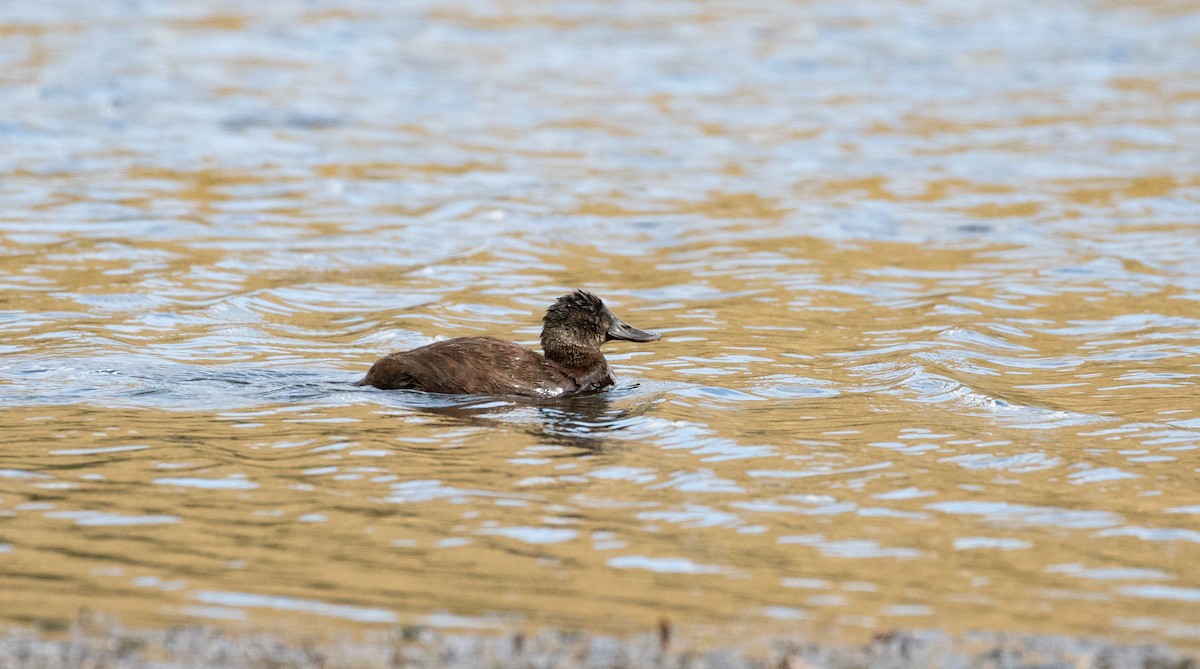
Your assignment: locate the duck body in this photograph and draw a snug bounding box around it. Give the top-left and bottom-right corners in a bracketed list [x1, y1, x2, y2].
[357, 335, 612, 398]
[357, 291, 659, 398]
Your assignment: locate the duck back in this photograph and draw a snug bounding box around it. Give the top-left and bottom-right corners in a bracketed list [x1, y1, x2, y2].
[357, 336, 585, 397]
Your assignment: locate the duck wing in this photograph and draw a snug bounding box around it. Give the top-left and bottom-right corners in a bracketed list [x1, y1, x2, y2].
[358, 336, 579, 397]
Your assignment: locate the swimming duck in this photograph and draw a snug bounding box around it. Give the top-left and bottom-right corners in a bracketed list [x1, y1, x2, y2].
[357, 291, 660, 397]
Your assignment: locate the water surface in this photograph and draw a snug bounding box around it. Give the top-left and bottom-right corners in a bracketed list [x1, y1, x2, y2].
[2, 0, 1199, 645]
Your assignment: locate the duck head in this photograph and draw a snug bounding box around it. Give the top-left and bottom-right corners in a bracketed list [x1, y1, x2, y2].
[540, 290, 660, 367]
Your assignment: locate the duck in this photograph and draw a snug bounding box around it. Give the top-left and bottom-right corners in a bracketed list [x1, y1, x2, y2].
[357, 290, 660, 397]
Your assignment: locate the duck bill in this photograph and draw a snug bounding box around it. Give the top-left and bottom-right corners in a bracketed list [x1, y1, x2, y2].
[606, 314, 661, 342]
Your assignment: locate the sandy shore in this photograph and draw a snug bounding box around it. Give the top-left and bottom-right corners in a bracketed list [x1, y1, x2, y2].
[2, 617, 1194, 669]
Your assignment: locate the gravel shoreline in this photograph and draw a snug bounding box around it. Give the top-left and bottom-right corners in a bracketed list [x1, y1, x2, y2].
[2, 617, 1195, 669]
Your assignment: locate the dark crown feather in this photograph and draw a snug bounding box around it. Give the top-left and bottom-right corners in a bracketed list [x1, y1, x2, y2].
[547, 290, 604, 316]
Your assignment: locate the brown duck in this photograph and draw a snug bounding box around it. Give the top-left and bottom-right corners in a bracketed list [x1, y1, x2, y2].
[357, 291, 660, 397]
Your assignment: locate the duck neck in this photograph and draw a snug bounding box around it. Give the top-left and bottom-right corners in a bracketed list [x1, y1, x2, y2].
[541, 331, 606, 370]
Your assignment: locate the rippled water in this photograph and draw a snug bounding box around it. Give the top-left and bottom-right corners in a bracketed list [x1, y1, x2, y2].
[2, 0, 1199, 646]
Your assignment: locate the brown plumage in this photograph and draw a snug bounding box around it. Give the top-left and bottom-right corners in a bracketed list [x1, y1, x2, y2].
[357, 291, 660, 398]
